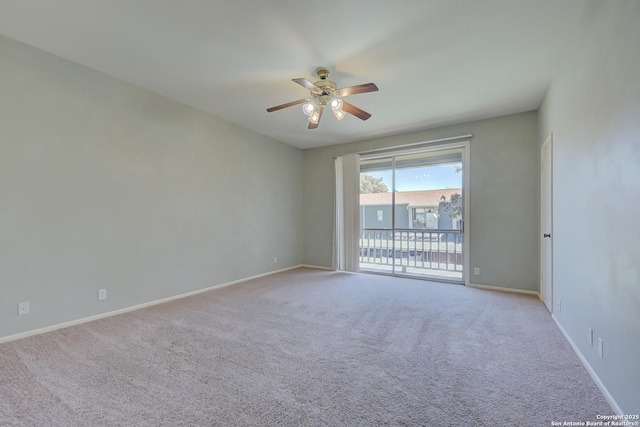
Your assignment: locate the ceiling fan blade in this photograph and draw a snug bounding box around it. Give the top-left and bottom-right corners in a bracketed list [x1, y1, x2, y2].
[335, 83, 379, 97]
[308, 105, 324, 129]
[293, 78, 321, 93]
[342, 101, 372, 121]
[266, 98, 307, 113]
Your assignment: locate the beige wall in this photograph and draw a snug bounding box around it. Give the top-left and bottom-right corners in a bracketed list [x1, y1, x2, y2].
[539, 1, 640, 414]
[0, 35, 304, 339]
[303, 111, 539, 291]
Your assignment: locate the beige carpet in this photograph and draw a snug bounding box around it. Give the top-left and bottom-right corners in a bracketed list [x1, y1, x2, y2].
[1, 268, 610, 426]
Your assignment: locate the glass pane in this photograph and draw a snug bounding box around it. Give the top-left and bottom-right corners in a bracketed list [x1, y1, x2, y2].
[360, 157, 393, 275]
[394, 151, 463, 281]
[359, 149, 465, 283]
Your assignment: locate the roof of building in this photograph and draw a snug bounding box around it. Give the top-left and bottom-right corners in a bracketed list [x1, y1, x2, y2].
[360, 188, 462, 207]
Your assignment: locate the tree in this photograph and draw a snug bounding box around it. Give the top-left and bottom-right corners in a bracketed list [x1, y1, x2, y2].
[360, 175, 389, 193]
[439, 193, 462, 219]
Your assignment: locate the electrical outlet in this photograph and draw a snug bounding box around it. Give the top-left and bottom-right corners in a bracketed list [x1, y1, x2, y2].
[273, 256, 278, 264]
[98, 289, 107, 300]
[473, 267, 480, 275]
[18, 301, 30, 316]
[588, 327, 593, 346]
[598, 338, 603, 358]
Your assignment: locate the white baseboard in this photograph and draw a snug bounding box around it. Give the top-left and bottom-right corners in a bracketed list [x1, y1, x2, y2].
[551, 314, 623, 415]
[468, 282, 540, 298]
[299, 264, 333, 271]
[0, 264, 304, 345]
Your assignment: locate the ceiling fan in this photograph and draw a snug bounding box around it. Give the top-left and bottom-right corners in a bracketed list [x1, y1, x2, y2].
[266, 68, 379, 129]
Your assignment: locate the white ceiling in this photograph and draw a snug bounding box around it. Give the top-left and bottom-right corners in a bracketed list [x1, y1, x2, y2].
[0, 0, 587, 149]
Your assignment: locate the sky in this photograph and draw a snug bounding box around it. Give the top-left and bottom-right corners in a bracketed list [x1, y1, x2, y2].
[363, 163, 462, 192]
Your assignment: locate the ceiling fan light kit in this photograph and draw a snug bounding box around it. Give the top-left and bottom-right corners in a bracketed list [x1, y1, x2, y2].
[267, 68, 378, 129]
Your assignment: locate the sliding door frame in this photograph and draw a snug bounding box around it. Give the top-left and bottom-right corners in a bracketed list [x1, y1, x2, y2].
[360, 140, 470, 285]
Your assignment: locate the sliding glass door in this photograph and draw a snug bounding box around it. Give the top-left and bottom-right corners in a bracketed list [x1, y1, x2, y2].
[359, 145, 467, 283]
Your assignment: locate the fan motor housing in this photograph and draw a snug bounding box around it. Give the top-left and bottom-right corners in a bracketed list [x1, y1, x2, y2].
[314, 80, 337, 91]
[314, 67, 337, 92]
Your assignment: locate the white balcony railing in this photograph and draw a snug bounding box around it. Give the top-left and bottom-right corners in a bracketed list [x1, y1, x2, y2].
[360, 228, 463, 279]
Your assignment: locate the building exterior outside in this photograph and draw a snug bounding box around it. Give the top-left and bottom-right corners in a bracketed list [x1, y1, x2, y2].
[360, 188, 462, 231]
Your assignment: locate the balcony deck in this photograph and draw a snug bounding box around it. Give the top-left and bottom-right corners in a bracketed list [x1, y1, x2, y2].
[360, 228, 463, 282]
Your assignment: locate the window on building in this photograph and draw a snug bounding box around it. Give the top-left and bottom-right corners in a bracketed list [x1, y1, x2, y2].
[412, 207, 437, 229]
